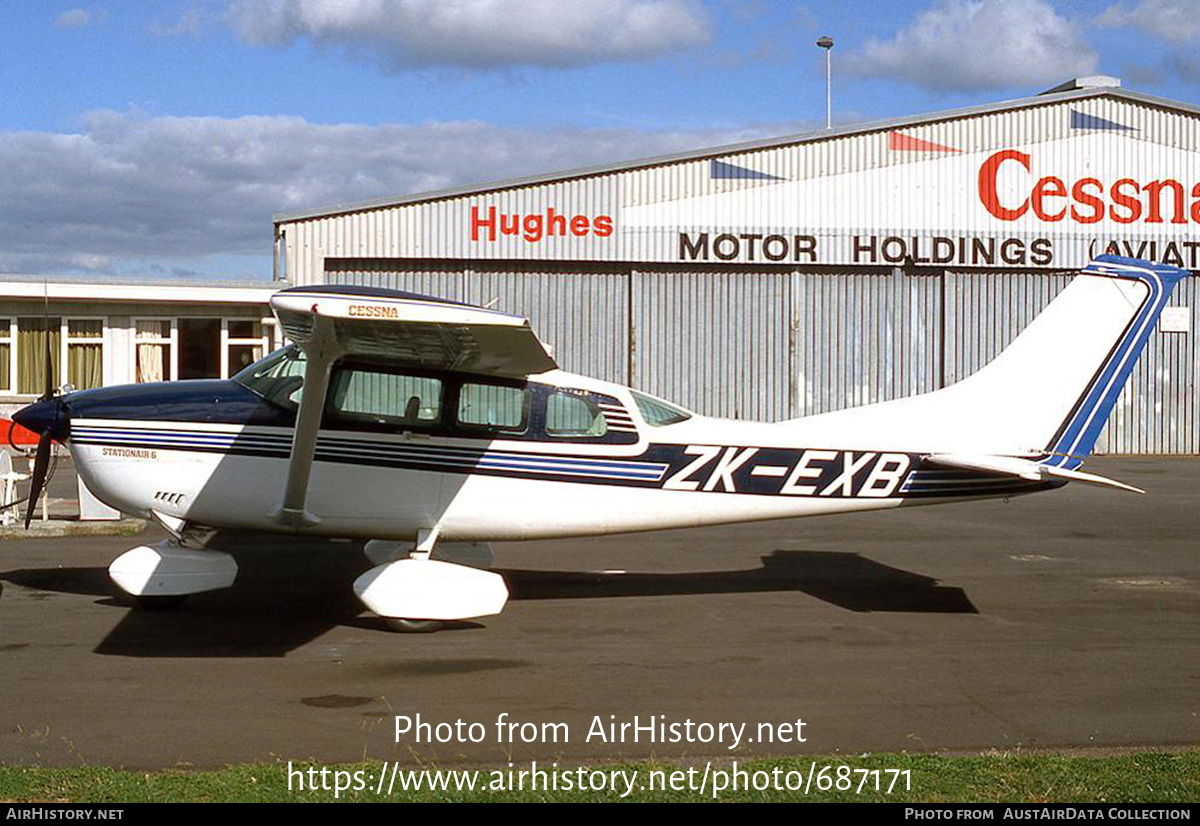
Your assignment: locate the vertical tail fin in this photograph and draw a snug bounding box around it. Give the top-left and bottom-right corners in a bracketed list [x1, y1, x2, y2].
[1038, 256, 1189, 467]
[787, 255, 1190, 459]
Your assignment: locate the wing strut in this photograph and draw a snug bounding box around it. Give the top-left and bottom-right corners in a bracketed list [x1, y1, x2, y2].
[270, 312, 344, 527]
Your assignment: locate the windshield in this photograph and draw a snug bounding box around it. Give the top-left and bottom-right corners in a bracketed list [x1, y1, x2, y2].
[232, 345, 306, 410]
[631, 390, 692, 426]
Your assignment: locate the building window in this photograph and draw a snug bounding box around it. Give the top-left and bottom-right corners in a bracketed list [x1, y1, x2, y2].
[0, 319, 11, 393]
[66, 318, 103, 390]
[135, 319, 173, 383]
[134, 316, 270, 383]
[17, 317, 62, 395]
[225, 319, 265, 375]
[178, 317, 221, 379]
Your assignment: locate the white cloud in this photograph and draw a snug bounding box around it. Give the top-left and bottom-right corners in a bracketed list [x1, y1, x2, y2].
[1096, 0, 1200, 45]
[1097, 0, 1200, 84]
[223, 0, 712, 69]
[55, 8, 95, 29]
[0, 110, 807, 276]
[846, 0, 1098, 93]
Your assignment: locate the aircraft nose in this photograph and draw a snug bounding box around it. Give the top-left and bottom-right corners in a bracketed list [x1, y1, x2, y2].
[13, 399, 63, 439]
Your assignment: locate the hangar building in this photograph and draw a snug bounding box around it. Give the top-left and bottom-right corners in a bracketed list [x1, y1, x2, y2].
[273, 77, 1199, 455]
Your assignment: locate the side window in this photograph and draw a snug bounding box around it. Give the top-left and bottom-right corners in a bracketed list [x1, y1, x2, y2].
[328, 366, 441, 427]
[458, 383, 528, 432]
[546, 392, 607, 437]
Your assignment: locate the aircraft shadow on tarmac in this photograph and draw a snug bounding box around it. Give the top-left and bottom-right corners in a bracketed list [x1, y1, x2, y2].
[0, 549, 975, 658]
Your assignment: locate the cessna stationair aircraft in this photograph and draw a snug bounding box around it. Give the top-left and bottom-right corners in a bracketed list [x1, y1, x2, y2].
[12, 254, 1191, 631]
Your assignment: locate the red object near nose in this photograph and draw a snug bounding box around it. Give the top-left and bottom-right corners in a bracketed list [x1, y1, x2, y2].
[2, 418, 39, 446]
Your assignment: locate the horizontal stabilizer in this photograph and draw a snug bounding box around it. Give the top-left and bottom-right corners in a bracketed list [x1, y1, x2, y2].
[924, 453, 1144, 494]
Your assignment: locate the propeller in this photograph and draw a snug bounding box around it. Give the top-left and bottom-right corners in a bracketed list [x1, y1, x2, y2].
[13, 315, 65, 528]
[24, 418, 53, 529]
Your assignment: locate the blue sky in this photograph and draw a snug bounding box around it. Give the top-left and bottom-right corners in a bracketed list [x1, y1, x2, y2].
[0, 0, 1196, 280]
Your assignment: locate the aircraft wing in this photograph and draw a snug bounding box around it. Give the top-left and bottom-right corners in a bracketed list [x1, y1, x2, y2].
[270, 285, 557, 378]
[267, 286, 557, 527]
[923, 453, 1144, 494]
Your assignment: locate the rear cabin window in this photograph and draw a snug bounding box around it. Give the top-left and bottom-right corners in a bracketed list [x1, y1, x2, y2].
[458, 383, 528, 432]
[546, 392, 607, 437]
[328, 366, 441, 427]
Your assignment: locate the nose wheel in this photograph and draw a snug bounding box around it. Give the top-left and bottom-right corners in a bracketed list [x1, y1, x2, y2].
[384, 617, 444, 633]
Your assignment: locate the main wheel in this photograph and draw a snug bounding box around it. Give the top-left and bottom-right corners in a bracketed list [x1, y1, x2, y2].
[385, 617, 444, 633]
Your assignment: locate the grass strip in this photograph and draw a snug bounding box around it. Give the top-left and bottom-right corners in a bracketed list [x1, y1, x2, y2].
[2, 751, 1196, 803]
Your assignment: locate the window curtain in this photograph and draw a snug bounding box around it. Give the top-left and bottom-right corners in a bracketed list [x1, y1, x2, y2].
[68, 344, 103, 390]
[137, 344, 165, 383]
[17, 319, 61, 395]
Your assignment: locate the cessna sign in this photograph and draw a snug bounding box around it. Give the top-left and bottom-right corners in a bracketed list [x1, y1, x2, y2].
[626, 132, 1200, 270]
[978, 148, 1200, 225]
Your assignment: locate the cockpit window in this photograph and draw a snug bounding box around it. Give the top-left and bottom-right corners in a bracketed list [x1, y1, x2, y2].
[631, 391, 692, 426]
[233, 345, 306, 410]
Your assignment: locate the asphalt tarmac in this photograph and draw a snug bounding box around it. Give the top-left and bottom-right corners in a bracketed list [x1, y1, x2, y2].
[0, 457, 1195, 770]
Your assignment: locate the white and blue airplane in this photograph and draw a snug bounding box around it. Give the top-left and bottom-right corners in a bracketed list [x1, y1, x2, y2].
[12, 254, 1190, 631]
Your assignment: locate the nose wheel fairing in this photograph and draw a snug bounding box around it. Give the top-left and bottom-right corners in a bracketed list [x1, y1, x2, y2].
[108, 542, 238, 597]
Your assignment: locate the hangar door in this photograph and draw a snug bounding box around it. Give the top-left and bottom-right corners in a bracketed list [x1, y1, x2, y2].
[789, 270, 942, 420]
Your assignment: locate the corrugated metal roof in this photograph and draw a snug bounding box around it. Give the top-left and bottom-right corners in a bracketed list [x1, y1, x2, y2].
[274, 85, 1200, 225]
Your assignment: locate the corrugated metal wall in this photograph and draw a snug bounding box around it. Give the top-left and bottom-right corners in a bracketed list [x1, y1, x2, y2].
[326, 259, 466, 301]
[792, 269, 942, 417]
[631, 269, 791, 422]
[325, 259, 1196, 453]
[1108, 277, 1198, 453]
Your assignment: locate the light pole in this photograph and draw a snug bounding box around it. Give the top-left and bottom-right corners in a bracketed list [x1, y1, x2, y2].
[817, 35, 834, 129]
